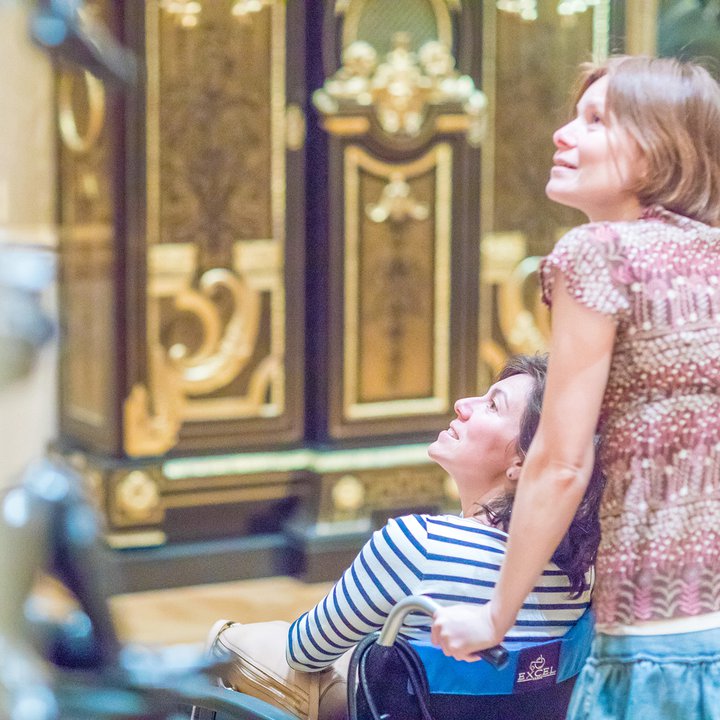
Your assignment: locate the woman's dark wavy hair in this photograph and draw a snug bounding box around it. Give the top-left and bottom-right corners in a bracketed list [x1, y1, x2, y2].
[476, 354, 605, 598]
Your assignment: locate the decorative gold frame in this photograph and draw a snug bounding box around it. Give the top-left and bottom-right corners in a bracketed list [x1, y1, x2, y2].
[343, 144, 452, 420]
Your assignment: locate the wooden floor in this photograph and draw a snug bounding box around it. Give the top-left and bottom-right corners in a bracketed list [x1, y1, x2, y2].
[109, 576, 333, 646]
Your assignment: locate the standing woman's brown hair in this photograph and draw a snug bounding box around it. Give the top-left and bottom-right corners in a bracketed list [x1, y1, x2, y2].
[575, 56, 720, 226]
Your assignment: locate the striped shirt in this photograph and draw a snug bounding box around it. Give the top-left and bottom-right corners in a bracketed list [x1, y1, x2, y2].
[286, 514, 592, 671]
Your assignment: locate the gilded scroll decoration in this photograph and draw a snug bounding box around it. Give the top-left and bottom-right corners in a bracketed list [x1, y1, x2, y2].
[142, 239, 283, 429]
[314, 33, 487, 146]
[58, 70, 106, 154]
[478, 232, 549, 386]
[169, 267, 262, 396]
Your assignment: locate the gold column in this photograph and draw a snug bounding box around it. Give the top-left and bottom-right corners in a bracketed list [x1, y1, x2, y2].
[625, 0, 658, 56]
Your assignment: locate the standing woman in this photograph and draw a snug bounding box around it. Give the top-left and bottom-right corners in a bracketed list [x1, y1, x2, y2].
[431, 56, 720, 719]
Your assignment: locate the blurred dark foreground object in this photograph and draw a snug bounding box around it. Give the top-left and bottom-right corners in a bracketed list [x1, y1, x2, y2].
[1, 456, 298, 720]
[30, 0, 137, 85]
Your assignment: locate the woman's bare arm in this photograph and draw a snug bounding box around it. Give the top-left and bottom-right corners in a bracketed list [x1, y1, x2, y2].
[431, 274, 616, 658]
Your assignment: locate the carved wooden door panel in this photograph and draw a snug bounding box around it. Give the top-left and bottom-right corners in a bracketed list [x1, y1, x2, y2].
[127, 1, 307, 456]
[308, 0, 485, 442]
[59, 0, 307, 460]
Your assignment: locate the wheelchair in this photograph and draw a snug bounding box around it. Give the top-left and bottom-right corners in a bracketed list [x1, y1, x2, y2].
[347, 596, 593, 720]
[195, 595, 593, 720]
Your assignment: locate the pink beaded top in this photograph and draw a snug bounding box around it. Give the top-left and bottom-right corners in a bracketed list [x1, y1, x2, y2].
[540, 206, 720, 627]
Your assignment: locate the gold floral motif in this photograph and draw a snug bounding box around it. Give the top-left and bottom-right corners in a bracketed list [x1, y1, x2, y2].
[314, 33, 487, 144]
[332, 475, 366, 513]
[113, 470, 162, 522]
[365, 173, 430, 225]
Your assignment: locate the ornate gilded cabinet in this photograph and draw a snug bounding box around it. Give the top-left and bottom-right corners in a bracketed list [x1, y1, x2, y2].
[55, 0, 617, 590]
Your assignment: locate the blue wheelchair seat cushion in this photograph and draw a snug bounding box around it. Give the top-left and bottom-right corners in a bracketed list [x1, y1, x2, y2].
[411, 609, 594, 696]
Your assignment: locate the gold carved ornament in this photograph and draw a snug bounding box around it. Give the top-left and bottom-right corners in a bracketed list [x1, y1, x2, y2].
[128, 1, 288, 457]
[343, 145, 452, 420]
[58, 70, 106, 154]
[478, 233, 550, 381]
[314, 33, 487, 146]
[169, 268, 263, 397]
[124, 248, 265, 457]
[331, 475, 366, 514]
[112, 470, 162, 524]
[365, 172, 429, 225]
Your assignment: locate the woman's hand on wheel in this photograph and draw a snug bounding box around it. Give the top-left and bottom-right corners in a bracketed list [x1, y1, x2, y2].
[430, 602, 504, 662]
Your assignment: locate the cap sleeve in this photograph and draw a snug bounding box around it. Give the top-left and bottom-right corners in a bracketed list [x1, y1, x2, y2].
[540, 223, 631, 317]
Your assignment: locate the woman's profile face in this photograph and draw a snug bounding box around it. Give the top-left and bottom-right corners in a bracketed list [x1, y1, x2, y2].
[546, 75, 644, 222]
[428, 373, 533, 488]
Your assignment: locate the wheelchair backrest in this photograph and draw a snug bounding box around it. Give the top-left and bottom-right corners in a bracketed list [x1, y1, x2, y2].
[411, 608, 594, 696]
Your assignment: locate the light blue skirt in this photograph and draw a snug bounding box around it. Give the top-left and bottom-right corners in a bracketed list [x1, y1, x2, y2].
[567, 627, 720, 720]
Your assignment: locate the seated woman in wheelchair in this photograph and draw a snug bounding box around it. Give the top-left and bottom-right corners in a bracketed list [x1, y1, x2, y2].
[207, 354, 604, 720]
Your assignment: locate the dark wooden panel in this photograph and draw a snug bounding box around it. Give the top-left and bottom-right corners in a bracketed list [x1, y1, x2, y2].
[57, 0, 126, 456]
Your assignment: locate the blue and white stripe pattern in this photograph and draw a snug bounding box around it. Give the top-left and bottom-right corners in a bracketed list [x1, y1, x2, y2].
[287, 514, 592, 671]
